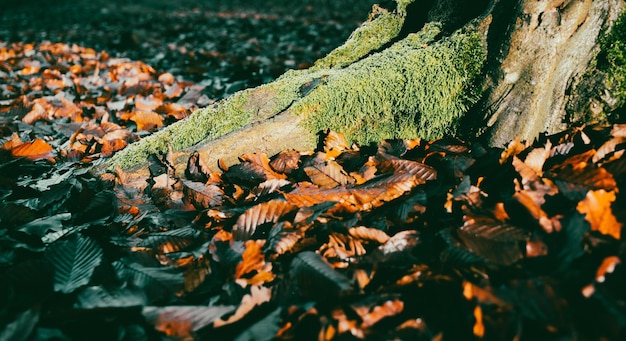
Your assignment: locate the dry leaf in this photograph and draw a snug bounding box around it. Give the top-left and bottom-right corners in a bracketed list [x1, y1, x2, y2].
[11, 138, 54, 160]
[232, 199, 298, 240]
[576, 190, 622, 239]
[130, 111, 164, 131]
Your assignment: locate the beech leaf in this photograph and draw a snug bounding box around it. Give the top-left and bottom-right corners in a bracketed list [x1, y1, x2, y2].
[576, 189, 622, 240]
[45, 234, 103, 294]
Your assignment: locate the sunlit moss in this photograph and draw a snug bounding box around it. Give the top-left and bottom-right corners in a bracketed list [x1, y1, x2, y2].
[310, 1, 412, 70]
[294, 22, 486, 144]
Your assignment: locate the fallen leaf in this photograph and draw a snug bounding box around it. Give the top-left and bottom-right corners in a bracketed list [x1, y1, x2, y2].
[576, 189, 622, 239]
[11, 138, 54, 160]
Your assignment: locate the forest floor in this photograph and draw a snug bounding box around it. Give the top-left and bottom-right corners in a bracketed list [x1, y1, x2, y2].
[1, 1, 626, 340]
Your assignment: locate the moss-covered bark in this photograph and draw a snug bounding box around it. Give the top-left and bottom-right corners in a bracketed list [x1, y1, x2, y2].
[101, 0, 487, 172]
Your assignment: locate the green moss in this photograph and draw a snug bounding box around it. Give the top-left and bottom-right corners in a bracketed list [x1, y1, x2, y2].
[600, 10, 626, 111]
[311, 1, 413, 70]
[104, 69, 331, 170]
[294, 22, 486, 144]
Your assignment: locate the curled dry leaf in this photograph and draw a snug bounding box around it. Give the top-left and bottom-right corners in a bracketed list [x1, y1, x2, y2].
[269, 150, 302, 174]
[348, 226, 390, 244]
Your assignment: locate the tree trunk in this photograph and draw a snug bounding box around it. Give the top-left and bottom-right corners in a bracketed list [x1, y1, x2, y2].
[98, 0, 626, 176]
[469, 0, 624, 146]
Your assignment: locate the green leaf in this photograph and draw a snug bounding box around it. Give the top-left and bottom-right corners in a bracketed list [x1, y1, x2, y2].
[45, 234, 103, 294]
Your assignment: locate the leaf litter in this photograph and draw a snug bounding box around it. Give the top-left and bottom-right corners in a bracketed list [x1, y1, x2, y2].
[1, 2, 626, 340]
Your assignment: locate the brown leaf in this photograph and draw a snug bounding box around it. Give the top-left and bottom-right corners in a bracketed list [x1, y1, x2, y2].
[269, 150, 301, 174]
[378, 159, 437, 180]
[593, 137, 625, 163]
[100, 129, 136, 156]
[304, 153, 355, 189]
[611, 123, 626, 137]
[184, 256, 211, 293]
[523, 141, 551, 175]
[232, 199, 298, 240]
[156, 103, 190, 120]
[551, 163, 617, 192]
[320, 129, 350, 159]
[356, 299, 404, 328]
[576, 190, 622, 240]
[237, 152, 287, 181]
[500, 137, 528, 164]
[348, 226, 390, 244]
[185, 151, 212, 183]
[182, 180, 223, 209]
[285, 173, 419, 212]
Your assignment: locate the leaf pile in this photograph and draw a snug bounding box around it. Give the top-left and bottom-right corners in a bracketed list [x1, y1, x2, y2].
[3, 125, 626, 340]
[1, 41, 203, 163]
[0, 0, 374, 89]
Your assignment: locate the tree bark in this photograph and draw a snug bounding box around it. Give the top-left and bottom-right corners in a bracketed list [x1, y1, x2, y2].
[469, 0, 624, 146]
[98, 0, 626, 176]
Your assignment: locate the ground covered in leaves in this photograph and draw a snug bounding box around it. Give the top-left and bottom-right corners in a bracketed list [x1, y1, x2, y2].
[2, 1, 626, 341]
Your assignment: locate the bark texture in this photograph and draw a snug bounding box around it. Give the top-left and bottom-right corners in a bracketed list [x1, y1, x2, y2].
[99, 0, 626, 175]
[475, 0, 624, 146]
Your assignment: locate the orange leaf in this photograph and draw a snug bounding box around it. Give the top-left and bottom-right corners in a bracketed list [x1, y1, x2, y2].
[348, 226, 390, 244]
[321, 130, 350, 159]
[130, 111, 164, 131]
[1, 133, 23, 151]
[473, 305, 485, 338]
[234, 240, 263, 279]
[576, 190, 622, 239]
[213, 285, 272, 328]
[595, 255, 621, 283]
[156, 103, 190, 120]
[11, 138, 54, 160]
